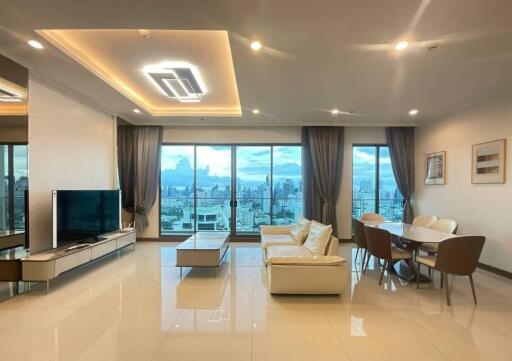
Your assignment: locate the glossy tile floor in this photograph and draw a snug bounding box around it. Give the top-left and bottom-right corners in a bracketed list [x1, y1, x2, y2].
[1, 242, 512, 361]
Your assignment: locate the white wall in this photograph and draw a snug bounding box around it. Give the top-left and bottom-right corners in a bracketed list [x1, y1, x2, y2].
[28, 78, 116, 252]
[141, 125, 386, 239]
[415, 92, 512, 272]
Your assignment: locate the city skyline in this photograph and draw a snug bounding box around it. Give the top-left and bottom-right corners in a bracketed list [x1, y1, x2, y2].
[160, 145, 302, 233]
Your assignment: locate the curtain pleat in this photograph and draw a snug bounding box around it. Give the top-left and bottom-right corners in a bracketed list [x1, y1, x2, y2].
[117, 126, 135, 212]
[302, 126, 344, 236]
[385, 127, 415, 224]
[133, 126, 162, 230]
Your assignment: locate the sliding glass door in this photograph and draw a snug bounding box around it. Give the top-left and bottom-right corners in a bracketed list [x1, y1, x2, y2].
[196, 146, 231, 231]
[235, 146, 271, 232]
[160, 145, 195, 233]
[160, 144, 302, 235]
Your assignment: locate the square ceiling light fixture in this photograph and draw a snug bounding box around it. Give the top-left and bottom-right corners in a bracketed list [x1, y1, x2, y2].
[144, 62, 207, 103]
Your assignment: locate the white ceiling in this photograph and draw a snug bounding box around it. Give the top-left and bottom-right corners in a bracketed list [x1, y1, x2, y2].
[0, 0, 511, 126]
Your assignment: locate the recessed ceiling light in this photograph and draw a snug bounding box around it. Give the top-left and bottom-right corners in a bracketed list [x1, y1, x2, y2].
[395, 41, 409, 51]
[409, 108, 419, 116]
[28, 40, 44, 49]
[331, 108, 340, 115]
[133, 108, 141, 113]
[250, 41, 262, 52]
[252, 108, 260, 114]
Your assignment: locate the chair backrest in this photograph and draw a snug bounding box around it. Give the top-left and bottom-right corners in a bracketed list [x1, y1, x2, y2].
[363, 225, 392, 260]
[429, 219, 458, 234]
[360, 212, 385, 223]
[412, 215, 438, 228]
[435, 236, 485, 275]
[352, 218, 367, 248]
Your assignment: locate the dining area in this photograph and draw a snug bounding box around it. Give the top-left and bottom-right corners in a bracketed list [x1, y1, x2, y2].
[352, 213, 486, 306]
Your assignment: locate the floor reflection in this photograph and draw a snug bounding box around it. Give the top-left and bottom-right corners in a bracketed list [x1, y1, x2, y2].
[0, 242, 511, 361]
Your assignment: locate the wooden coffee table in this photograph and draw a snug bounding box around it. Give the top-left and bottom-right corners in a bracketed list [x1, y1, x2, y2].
[176, 232, 230, 276]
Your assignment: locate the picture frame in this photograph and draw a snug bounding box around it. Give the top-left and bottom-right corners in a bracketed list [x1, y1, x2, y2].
[425, 151, 446, 185]
[472, 139, 506, 184]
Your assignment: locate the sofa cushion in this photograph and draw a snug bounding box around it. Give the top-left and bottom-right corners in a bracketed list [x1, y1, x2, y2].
[260, 225, 293, 235]
[261, 234, 298, 249]
[290, 217, 312, 244]
[266, 245, 313, 260]
[269, 255, 346, 266]
[303, 221, 333, 256]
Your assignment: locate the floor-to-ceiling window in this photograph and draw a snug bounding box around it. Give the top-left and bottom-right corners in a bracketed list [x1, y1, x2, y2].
[352, 145, 403, 221]
[0, 144, 28, 231]
[160, 144, 302, 235]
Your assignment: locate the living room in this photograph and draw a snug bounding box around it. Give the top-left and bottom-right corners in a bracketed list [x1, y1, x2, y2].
[1, 1, 512, 361]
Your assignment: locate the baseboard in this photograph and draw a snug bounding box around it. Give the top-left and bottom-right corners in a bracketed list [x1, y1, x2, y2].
[477, 262, 512, 280]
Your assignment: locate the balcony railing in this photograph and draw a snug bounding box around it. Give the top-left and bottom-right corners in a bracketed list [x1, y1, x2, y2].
[352, 198, 404, 222]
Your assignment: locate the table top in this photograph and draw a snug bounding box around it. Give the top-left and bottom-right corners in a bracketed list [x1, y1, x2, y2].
[366, 222, 456, 244]
[176, 232, 230, 250]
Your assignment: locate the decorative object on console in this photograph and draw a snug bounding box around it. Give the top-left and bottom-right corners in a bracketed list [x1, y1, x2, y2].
[425, 151, 446, 185]
[472, 139, 506, 184]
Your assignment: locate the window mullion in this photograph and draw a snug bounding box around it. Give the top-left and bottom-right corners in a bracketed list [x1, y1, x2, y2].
[270, 146, 274, 225]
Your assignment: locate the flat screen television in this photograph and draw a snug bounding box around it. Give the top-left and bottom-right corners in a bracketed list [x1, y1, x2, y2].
[52, 190, 121, 248]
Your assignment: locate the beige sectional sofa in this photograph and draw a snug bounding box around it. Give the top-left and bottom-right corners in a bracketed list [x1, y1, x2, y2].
[260, 219, 348, 295]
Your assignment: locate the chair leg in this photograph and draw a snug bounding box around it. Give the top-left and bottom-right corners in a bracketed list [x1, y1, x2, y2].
[417, 263, 421, 289]
[443, 272, 451, 306]
[355, 246, 360, 263]
[363, 252, 371, 274]
[379, 259, 387, 286]
[469, 274, 477, 305]
[440, 272, 443, 288]
[361, 249, 367, 272]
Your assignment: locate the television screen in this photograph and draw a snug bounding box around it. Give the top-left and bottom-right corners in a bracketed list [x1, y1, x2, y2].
[53, 190, 121, 248]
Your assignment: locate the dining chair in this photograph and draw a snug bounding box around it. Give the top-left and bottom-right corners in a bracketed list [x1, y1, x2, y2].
[419, 219, 458, 254]
[363, 225, 415, 285]
[416, 236, 485, 305]
[352, 219, 368, 272]
[360, 212, 385, 223]
[412, 215, 438, 228]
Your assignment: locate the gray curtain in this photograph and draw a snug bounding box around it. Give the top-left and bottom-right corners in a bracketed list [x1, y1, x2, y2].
[117, 126, 134, 211]
[133, 126, 162, 230]
[385, 127, 415, 224]
[302, 126, 344, 236]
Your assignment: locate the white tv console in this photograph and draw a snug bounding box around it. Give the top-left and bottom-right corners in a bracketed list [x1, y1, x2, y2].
[21, 230, 136, 293]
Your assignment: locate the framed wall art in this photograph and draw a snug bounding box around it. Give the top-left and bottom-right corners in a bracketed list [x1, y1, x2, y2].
[425, 151, 446, 185]
[472, 139, 506, 184]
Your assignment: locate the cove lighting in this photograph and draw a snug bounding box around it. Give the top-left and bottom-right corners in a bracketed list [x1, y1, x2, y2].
[144, 61, 207, 103]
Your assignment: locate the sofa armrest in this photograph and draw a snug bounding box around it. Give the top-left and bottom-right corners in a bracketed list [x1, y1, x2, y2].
[260, 225, 293, 235]
[269, 255, 346, 266]
[325, 236, 339, 256]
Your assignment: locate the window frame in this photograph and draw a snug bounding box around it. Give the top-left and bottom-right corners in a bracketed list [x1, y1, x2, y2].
[159, 142, 302, 237]
[0, 142, 28, 231]
[351, 143, 402, 221]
